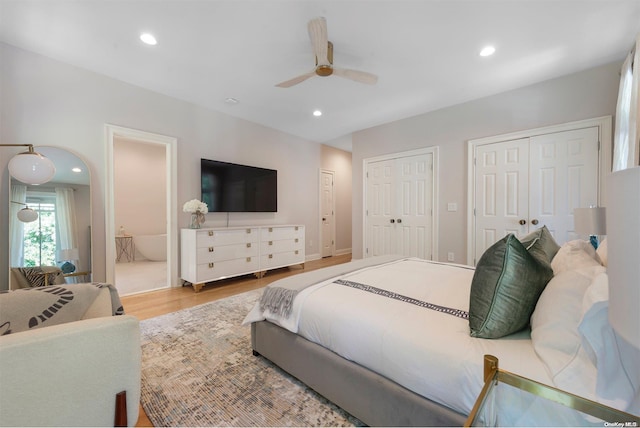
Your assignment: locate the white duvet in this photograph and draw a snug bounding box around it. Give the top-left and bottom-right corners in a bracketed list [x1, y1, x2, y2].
[244, 257, 553, 416]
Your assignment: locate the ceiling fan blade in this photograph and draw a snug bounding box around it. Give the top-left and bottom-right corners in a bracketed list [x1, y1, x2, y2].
[308, 17, 329, 65]
[332, 67, 378, 85]
[275, 70, 317, 88]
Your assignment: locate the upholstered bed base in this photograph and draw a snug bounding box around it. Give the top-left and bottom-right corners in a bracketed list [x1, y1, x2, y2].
[251, 320, 467, 427]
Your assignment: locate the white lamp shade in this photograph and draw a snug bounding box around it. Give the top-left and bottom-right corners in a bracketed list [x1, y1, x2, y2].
[607, 166, 640, 349]
[57, 248, 79, 261]
[8, 151, 56, 185]
[16, 207, 38, 223]
[573, 207, 607, 235]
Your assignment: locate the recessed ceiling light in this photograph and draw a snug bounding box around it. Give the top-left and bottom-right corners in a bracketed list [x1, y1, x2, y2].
[225, 97, 239, 105]
[72, 167, 82, 173]
[313, 110, 322, 117]
[140, 33, 157, 45]
[479, 45, 496, 57]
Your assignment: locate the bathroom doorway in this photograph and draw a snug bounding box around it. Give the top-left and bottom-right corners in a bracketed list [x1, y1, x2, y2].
[105, 125, 178, 295]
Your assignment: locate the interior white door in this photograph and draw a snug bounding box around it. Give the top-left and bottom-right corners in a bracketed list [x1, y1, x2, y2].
[396, 153, 434, 259]
[320, 170, 335, 257]
[366, 152, 434, 259]
[366, 159, 396, 256]
[474, 138, 529, 262]
[529, 126, 600, 242]
[472, 127, 600, 264]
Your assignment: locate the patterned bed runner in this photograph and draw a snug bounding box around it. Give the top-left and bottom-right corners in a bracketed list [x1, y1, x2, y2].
[333, 279, 469, 319]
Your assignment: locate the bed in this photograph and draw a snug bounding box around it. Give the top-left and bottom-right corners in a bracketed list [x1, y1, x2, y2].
[244, 174, 640, 426]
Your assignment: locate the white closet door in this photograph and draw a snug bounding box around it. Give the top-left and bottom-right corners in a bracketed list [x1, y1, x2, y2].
[366, 159, 396, 256]
[474, 138, 530, 262]
[396, 153, 433, 259]
[365, 152, 435, 259]
[529, 127, 600, 243]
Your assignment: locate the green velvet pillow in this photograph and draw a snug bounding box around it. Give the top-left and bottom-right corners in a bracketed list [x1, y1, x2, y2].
[469, 234, 554, 339]
[519, 225, 560, 263]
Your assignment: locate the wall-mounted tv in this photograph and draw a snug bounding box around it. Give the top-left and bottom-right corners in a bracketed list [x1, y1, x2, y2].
[201, 158, 277, 212]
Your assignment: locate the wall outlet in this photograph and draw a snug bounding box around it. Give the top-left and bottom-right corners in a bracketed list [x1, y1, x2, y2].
[447, 252, 455, 262]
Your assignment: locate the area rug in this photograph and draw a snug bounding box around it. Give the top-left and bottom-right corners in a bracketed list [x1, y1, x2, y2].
[140, 288, 362, 427]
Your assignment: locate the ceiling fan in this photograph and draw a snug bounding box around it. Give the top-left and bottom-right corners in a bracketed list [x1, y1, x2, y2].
[275, 17, 378, 88]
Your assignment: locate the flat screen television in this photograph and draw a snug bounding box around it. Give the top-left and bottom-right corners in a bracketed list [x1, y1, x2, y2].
[201, 158, 277, 212]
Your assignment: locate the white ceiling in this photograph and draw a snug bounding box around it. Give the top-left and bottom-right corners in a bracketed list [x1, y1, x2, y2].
[1, 1, 639, 152]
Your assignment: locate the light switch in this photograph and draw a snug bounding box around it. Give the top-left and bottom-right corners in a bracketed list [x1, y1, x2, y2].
[447, 203, 457, 212]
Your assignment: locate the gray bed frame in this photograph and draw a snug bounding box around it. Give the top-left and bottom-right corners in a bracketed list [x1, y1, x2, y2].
[251, 320, 468, 427]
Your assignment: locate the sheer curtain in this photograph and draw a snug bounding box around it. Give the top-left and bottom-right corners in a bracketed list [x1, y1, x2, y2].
[9, 184, 27, 267]
[613, 35, 639, 172]
[55, 187, 79, 259]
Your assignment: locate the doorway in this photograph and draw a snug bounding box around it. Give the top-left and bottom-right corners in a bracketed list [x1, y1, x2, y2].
[363, 147, 439, 259]
[320, 169, 335, 258]
[105, 125, 178, 294]
[466, 116, 612, 265]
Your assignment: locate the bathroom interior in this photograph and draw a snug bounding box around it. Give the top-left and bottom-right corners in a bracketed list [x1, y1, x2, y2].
[113, 137, 169, 296]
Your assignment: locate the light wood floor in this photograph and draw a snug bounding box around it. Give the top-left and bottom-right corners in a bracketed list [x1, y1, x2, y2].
[121, 253, 352, 427]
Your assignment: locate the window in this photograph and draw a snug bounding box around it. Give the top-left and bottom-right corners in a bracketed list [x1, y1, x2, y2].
[22, 197, 57, 267]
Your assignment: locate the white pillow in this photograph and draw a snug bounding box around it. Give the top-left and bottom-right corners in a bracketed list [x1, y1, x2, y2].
[596, 237, 608, 267]
[550, 240, 602, 275]
[578, 273, 637, 411]
[530, 269, 596, 378]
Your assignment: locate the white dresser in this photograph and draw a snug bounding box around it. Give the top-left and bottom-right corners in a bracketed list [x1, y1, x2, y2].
[181, 225, 305, 292]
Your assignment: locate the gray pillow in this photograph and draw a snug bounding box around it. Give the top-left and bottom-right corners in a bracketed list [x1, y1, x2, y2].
[469, 234, 554, 339]
[519, 225, 560, 263]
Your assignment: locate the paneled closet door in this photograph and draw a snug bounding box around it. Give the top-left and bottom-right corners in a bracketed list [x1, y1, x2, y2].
[367, 159, 396, 256]
[395, 154, 433, 259]
[366, 153, 434, 259]
[529, 126, 600, 243]
[474, 138, 529, 261]
[473, 127, 600, 263]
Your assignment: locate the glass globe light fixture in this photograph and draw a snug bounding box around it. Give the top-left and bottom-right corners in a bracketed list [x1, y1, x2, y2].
[17, 207, 38, 223]
[8, 145, 56, 185]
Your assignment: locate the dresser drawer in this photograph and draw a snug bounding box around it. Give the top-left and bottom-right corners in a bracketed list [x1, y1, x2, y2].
[260, 250, 304, 269]
[260, 225, 304, 242]
[196, 228, 258, 247]
[196, 242, 258, 263]
[260, 238, 303, 254]
[196, 257, 260, 282]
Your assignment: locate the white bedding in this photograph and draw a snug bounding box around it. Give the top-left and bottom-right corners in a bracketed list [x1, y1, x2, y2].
[245, 257, 553, 415]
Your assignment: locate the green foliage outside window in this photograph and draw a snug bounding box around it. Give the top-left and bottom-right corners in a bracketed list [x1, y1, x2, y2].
[22, 202, 56, 267]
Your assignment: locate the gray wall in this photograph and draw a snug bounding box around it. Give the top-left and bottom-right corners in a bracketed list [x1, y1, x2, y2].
[351, 61, 622, 263]
[0, 42, 353, 289]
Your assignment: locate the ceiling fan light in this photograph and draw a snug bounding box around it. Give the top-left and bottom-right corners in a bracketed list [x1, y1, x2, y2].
[140, 33, 157, 45]
[8, 151, 56, 185]
[17, 207, 38, 223]
[480, 46, 496, 57]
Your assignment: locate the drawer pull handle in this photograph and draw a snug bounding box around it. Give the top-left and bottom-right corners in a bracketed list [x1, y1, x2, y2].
[208, 262, 214, 268]
[246, 243, 251, 248]
[208, 231, 214, 236]
[295, 250, 299, 255]
[295, 238, 299, 243]
[246, 257, 251, 262]
[269, 241, 273, 246]
[246, 229, 251, 234]
[269, 254, 273, 259]
[295, 226, 299, 231]
[208, 247, 214, 252]
[269, 227, 273, 232]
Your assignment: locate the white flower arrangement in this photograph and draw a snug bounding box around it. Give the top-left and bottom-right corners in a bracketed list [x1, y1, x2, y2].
[183, 199, 208, 214]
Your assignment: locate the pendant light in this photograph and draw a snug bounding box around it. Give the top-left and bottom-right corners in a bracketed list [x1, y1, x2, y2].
[2, 144, 56, 185]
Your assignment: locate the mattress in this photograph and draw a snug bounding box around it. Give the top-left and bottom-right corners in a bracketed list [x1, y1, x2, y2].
[245, 257, 553, 416]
